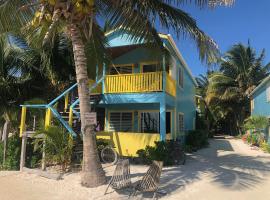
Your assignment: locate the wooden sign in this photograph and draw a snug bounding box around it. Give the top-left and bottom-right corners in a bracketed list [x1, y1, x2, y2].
[84, 112, 97, 125]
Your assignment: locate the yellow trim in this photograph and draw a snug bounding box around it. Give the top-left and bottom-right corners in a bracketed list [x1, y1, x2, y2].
[68, 107, 73, 126]
[107, 110, 134, 132]
[108, 64, 135, 75]
[20, 106, 27, 137]
[45, 108, 52, 129]
[96, 131, 160, 157]
[64, 93, 69, 111]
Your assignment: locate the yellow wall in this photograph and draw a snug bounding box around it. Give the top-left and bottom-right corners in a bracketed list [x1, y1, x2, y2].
[96, 131, 160, 157]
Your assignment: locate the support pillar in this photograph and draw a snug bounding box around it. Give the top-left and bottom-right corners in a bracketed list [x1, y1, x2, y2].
[96, 64, 99, 82]
[102, 63, 106, 94]
[41, 140, 46, 171]
[44, 108, 52, 129]
[69, 107, 73, 126]
[64, 93, 69, 112]
[20, 106, 27, 137]
[20, 133, 27, 172]
[162, 53, 166, 92]
[160, 97, 166, 141]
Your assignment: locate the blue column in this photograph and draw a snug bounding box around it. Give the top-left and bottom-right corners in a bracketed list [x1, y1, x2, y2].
[162, 53, 166, 92]
[95, 64, 99, 82]
[160, 52, 167, 141]
[160, 96, 166, 141]
[102, 63, 106, 94]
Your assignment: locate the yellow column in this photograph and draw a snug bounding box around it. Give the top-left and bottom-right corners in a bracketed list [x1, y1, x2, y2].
[68, 107, 73, 126]
[64, 93, 69, 112]
[44, 108, 52, 129]
[20, 106, 27, 137]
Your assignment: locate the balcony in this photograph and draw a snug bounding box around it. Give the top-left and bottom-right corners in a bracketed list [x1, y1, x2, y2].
[104, 72, 176, 97]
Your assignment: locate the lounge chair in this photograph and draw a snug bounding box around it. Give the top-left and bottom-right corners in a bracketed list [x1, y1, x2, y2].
[104, 159, 132, 195]
[129, 160, 164, 200]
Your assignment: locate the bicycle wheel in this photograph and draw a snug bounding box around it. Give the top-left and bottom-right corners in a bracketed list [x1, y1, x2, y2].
[101, 146, 118, 164]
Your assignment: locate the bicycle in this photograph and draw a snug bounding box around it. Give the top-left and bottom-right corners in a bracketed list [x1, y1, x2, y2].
[100, 145, 118, 165]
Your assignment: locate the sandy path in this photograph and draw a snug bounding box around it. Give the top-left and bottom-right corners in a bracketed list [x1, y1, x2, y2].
[0, 137, 269, 200]
[162, 137, 270, 200]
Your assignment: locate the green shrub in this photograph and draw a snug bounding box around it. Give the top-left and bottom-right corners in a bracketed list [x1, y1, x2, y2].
[34, 126, 73, 171]
[260, 142, 270, 153]
[136, 140, 185, 166]
[0, 134, 41, 170]
[185, 130, 209, 151]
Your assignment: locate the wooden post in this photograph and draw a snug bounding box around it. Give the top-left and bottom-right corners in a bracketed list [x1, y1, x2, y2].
[64, 93, 69, 112]
[44, 108, 52, 129]
[102, 63, 106, 94]
[20, 133, 27, 172]
[69, 107, 73, 126]
[41, 140, 46, 171]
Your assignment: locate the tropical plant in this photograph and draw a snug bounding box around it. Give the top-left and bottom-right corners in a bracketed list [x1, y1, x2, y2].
[244, 116, 268, 131]
[33, 126, 73, 172]
[196, 72, 217, 132]
[206, 43, 270, 135]
[0, 0, 235, 187]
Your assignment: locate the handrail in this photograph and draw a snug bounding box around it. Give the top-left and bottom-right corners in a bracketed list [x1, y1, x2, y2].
[48, 106, 76, 136]
[48, 83, 78, 106]
[70, 76, 105, 118]
[20, 104, 47, 108]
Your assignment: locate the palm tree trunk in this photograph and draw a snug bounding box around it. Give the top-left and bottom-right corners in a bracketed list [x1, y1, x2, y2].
[69, 23, 106, 187]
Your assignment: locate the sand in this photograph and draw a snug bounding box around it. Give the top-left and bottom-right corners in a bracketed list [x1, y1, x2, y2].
[0, 136, 270, 200]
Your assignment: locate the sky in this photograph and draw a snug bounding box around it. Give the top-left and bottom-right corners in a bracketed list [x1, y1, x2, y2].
[165, 0, 270, 77]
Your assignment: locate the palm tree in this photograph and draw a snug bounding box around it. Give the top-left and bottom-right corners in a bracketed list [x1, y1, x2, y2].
[0, 0, 235, 187]
[206, 43, 270, 135]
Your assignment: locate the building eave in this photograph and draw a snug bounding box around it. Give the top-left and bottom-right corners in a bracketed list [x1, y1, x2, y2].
[249, 75, 270, 97]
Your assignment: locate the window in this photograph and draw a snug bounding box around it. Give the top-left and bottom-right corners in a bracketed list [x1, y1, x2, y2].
[109, 65, 133, 75]
[267, 87, 270, 102]
[140, 112, 160, 133]
[178, 68, 184, 88]
[251, 99, 255, 111]
[178, 113, 184, 132]
[109, 112, 133, 132]
[142, 63, 159, 73]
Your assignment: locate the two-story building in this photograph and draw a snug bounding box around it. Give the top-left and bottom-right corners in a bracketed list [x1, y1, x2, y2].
[20, 30, 197, 157]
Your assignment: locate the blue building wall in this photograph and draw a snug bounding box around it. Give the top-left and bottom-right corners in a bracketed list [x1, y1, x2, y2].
[252, 84, 270, 116]
[251, 81, 270, 144]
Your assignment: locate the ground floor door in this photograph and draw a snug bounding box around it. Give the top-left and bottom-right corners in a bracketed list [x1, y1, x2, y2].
[166, 111, 171, 134]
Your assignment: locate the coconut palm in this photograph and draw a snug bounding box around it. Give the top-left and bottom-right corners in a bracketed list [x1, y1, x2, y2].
[206, 43, 270, 135]
[0, 0, 235, 187]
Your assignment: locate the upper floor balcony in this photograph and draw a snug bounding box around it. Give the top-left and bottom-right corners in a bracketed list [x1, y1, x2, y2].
[103, 71, 176, 97]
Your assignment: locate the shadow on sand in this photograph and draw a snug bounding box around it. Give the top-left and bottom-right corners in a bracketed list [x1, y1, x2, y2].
[114, 138, 270, 199]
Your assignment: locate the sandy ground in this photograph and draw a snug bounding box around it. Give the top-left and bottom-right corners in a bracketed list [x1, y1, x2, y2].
[0, 136, 270, 200]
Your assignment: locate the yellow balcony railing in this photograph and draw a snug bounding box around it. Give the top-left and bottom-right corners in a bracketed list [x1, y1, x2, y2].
[166, 73, 176, 97]
[104, 72, 176, 97]
[105, 72, 163, 93]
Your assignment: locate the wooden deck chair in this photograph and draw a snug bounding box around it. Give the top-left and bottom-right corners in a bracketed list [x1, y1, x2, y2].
[104, 159, 132, 195]
[129, 161, 163, 200]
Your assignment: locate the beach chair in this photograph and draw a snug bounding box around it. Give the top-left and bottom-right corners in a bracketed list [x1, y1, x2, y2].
[129, 161, 164, 200]
[104, 159, 132, 195]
